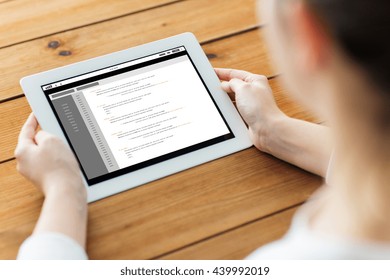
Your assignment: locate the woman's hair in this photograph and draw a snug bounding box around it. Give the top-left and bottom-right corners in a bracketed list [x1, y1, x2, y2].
[305, 0, 390, 93]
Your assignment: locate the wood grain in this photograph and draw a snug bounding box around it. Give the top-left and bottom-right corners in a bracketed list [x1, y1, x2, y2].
[203, 29, 276, 78]
[0, 0, 182, 48]
[0, 0, 16, 3]
[0, 0, 260, 102]
[0, 97, 31, 162]
[0, 160, 43, 259]
[159, 207, 297, 259]
[0, 148, 320, 259]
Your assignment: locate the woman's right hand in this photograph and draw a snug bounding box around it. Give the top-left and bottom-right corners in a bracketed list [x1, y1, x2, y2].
[215, 68, 332, 177]
[215, 68, 286, 152]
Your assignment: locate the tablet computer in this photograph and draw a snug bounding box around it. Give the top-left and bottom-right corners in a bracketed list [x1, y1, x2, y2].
[20, 33, 252, 202]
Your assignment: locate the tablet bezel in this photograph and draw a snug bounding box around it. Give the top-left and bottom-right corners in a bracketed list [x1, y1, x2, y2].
[20, 32, 252, 202]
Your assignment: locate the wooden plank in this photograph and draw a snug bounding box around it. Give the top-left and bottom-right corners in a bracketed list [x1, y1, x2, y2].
[0, 0, 260, 102]
[0, 76, 316, 163]
[0, 148, 320, 260]
[0, 97, 31, 162]
[0, 160, 43, 259]
[0, 0, 15, 3]
[159, 207, 297, 259]
[204, 29, 276, 78]
[0, 0, 182, 48]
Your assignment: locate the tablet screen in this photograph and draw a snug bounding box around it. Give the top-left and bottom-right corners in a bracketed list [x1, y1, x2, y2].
[42, 46, 234, 185]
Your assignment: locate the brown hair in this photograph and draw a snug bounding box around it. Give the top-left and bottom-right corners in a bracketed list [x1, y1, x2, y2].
[305, 0, 390, 93]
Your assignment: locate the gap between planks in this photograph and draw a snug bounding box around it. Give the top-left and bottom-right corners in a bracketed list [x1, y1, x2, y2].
[0, 0, 186, 50]
[152, 202, 303, 260]
[0, 24, 265, 105]
[0, 0, 262, 102]
[0, 0, 15, 4]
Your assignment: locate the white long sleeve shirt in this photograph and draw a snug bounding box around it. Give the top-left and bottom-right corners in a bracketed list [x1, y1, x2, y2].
[17, 232, 87, 260]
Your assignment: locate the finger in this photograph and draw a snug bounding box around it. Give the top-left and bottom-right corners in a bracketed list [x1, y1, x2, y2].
[221, 81, 233, 93]
[215, 68, 268, 84]
[244, 74, 268, 84]
[221, 81, 236, 100]
[215, 68, 232, 80]
[215, 68, 250, 81]
[15, 113, 38, 158]
[228, 78, 249, 93]
[18, 113, 38, 144]
[215, 68, 252, 82]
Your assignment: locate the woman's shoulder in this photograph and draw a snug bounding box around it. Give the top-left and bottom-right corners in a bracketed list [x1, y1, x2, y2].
[246, 200, 390, 260]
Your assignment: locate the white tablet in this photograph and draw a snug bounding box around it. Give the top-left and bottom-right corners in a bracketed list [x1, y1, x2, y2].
[20, 33, 252, 202]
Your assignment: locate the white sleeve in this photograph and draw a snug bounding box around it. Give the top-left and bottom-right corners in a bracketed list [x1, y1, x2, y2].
[17, 232, 88, 260]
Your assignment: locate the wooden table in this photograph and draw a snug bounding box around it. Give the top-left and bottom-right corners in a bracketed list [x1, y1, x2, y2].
[0, 0, 322, 259]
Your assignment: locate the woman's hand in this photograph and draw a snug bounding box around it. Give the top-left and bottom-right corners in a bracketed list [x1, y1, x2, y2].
[215, 68, 332, 177]
[15, 113, 85, 197]
[215, 68, 286, 152]
[15, 113, 88, 248]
